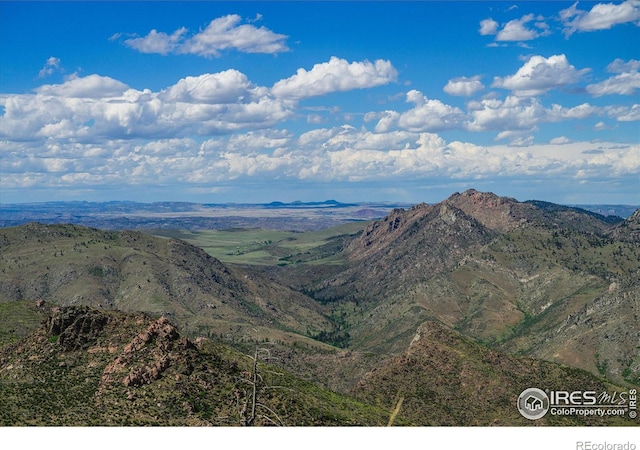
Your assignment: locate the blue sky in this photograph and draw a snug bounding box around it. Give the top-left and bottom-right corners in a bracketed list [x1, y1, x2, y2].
[1, 1, 639, 205]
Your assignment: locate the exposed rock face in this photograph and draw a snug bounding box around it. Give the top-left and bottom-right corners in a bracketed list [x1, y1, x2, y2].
[323, 188, 621, 304]
[0, 305, 392, 426]
[520, 280, 640, 385]
[305, 189, 640, 385]
[341, 190, 625, 294]
[313, 196, 498, 303]
[46, 306, 110, 351]
[446, 189, 619, 234]
[445, 189, 530, 233]
[40, 306, 196, 390]
[351, 204, 430, 261]
[1, 190, 637, 417]
[100, 316, 194, 388]
[123, 317, 185, 354]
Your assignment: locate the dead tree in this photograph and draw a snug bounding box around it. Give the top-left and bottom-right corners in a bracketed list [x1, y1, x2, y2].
[235, 345, 286, 426]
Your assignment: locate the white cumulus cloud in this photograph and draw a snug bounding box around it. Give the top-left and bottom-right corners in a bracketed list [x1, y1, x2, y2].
[160, 70, 254, 104]
[36, 74, 130, 98]
[586, 59, 640, 97]
[124, 28, 188, 55]
[492, 54, 589, 96]
[496, 14, 543, 41]
[587, 72, 640, 96]
[560, 0, 640, 36]
[479, 18, 499, 35]
[271, 57, 398, 100]
[443, 76, 485, 97]
[608, 104, 640, 121]
[467, 96, 600, 137]
[122, 14, 289, 57]
[374, 90, 466, 133]
[0, 72, 292, 142]
[182, 15, 289, 56]
[549, 136, 573, 144]
[480, 14, 550, 42]
[607, 58, 640, 73]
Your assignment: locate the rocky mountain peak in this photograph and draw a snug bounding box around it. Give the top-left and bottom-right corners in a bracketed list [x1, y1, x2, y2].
[346, 190, 518, 261]
[445, 189, 529, 233]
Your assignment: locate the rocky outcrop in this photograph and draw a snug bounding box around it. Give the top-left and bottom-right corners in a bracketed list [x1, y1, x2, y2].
[39, 306, 197, 390]
[526, 281, 640, 385]
[100, 317, 194, 388]
[446, 189, 618, 234]
[45, 306, 110, 351]
[445, 189, 529, 233]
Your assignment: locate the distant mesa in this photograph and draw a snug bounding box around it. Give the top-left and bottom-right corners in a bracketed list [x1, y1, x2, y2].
[264, 199, 353, 208]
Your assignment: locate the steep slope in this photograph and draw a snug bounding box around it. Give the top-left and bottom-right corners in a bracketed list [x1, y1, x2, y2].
[611, 208, 640, 243]
[459, 221, 640, 385]
[311, 200, 498, 303]
[352, 320, 634, 426]
[0, 223, 332, 345]
[301, 190, 639, 385]
[309, 189, 621, 306]
[0, 304, 391, 426]
[505, 278, 640, 386]
[2, 303, 633, 426]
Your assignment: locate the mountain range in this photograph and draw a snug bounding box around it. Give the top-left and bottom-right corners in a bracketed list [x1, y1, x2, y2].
[1, 189, 638, 426]
[304, 190, 639, 384]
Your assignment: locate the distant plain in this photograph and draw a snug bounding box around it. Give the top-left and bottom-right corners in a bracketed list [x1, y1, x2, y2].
[151, 222, 366, 266]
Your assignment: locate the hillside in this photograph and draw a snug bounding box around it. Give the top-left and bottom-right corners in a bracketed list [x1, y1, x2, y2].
[300, 190, 640, 385]
[0, 304, 391, 426]
[310, 200, 498, 304]
[311, 189, 627, 303]
[1, 190, 638, 426]
[611, 208, 640, 243]
[0, 223, 333, 348]
[1, 303, 633, 426]
[352, 320, 631, 426]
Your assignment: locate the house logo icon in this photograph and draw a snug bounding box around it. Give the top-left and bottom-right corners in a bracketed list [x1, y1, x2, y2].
[518, 388, 549, 420]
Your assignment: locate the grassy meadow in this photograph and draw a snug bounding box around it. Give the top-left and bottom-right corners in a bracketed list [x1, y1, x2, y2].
[151, 222, 366, 266]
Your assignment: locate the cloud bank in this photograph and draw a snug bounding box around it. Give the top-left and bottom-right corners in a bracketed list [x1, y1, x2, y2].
[2, 6, 639, 203]
[2, 49, 638, 197]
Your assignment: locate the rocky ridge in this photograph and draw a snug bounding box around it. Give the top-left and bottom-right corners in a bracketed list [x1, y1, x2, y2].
[302, 190, 640, 384]
[0, 304, 391, 426]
